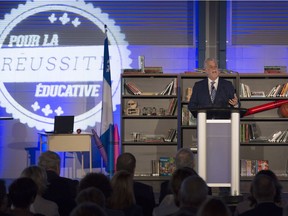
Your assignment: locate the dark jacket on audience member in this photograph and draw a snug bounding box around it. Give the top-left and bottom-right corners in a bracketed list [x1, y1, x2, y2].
[133, 181, 155, 216]
[239, 202, 282, 216]
[43, 170, 79, 216]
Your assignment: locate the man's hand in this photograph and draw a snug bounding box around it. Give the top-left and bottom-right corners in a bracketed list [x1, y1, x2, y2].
[229, 93, 238, 107]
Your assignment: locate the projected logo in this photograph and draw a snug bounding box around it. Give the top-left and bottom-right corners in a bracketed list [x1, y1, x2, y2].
[0, 0, 131, 130]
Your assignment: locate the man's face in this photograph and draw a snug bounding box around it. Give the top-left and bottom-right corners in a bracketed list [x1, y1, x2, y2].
[205, 60, 219, 80]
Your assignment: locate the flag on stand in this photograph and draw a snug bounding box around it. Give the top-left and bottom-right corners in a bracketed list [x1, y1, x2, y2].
[100, 25, 114, 175]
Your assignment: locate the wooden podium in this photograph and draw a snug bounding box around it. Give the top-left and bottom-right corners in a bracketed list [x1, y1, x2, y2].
[190, 107, 247, 196]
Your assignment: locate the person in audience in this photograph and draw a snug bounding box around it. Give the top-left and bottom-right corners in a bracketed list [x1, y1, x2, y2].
[107, 170, 143, 216]
[0, 179, 12, 216]
[77, 172, 124, 216]
[159, 148, 195, 203]
[8, 177, 44, 216]
[196, 197, 231, 216]
[70, 203, 107, 216]
[116, 152, 155, 216]
[238, 174, 283, 216]
[38, 150, 78, 216]
[234, 169, 283, 216]
[283, 204, 288, 216]
[153, 167, 198, 216]
[171, 175, 208, 216]
[20, 165, 59, 216]
[76, 187, 106, 207]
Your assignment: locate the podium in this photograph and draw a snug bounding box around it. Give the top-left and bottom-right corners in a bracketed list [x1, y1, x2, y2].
[190, 107, 247, 196]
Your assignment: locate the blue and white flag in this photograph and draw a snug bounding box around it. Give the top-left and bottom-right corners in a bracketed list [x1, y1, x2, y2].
[100, 26, 114, 173]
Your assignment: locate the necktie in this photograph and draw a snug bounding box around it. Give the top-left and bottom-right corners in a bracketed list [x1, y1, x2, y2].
[211, 81, 216, 103]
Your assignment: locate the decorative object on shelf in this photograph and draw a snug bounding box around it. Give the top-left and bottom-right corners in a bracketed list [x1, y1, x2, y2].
[244, 100, 288, 116]
[251, 91, 266, 97]
[278, 103, 288, 118]
[131, 132, 141, 142]
[157, 108, 165, 116]
[126, 100, 140, 116]
[138, 55, 145, 73]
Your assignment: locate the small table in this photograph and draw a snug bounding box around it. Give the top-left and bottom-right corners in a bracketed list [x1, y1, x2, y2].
[39, 132, 93, 176]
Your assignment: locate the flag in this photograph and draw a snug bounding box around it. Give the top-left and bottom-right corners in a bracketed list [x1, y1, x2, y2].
[100, 25, 114, 174]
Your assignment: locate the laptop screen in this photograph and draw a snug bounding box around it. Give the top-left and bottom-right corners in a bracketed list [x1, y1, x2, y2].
[54, 116, 74, 134]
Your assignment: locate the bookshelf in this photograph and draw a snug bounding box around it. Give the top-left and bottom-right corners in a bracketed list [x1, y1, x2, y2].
[121, 72, 288, 193]
[239, 73, 288, 191]
[121, 74, 179, 177]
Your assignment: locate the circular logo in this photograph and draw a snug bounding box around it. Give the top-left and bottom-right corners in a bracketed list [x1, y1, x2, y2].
[0, 0, 131, 130]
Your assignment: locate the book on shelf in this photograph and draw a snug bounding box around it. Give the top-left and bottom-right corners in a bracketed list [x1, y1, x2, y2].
[240, 83, 251, 97]
[159, 80, 174, 95]
[240, 159, 269, 177]
[264, 66, 287, 74]
[144, 66, 163, 74]
[268, 130, 288, 143]
[164, 128, 176, 142]
[240, 123, 259, 142]
[159, 157, 176, 176]
[267, 83, 288, 97]
[124, 82, 142, 95]
[123, 69, 142, 74]
[167, 98, 177, 116]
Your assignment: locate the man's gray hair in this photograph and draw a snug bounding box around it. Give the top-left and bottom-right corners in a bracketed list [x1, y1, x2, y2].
[175, 148, 194, 169]
[38, 150, 61, 171]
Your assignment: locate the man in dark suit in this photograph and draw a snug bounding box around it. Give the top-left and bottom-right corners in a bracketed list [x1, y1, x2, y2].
[188, 58, 239, 119]
[116, 152, 155, 216]
[38, 151, 79, 216]
[239, 174, 283, 216]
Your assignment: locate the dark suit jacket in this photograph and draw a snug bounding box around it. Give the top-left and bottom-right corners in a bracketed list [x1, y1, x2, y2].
[43, 171, 79, 216]
[239, 202, 282, 216]
[188, 78, 237, 119]
[133, 181, 155, 216]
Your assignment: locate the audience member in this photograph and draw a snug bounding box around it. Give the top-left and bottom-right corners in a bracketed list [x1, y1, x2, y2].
[8, 177, 44, 216]
[70, 203, 107, 216]
[171, 175, 208, 216]
[159, 148, 195, 203]
[0, 179, 12, 216]
[238, 174, 283, 216]
[76, 187, 106, 207]
[283, 204, 288, 216]
[153, 167, 198, 216]
[107, 170, 143, 216]
[197, 197, 231, 216]
[77, 172, 124, 216]
[234, 169, 283, 216]
[20, 165, 59, 216]
[116, 152, 155, 216]
[38, 150, 78, 216]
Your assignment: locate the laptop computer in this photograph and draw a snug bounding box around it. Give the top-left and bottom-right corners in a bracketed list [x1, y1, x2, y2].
[46, 115, 74, 134]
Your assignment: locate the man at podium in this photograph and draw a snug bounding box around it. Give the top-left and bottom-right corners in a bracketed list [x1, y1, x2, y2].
[188, 58, 239, 119]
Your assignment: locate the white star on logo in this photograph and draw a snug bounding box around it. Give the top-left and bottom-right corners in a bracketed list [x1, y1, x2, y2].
[72, 17, 81, 27]
[42, 104, 53, 116]
[59, 13, 70, 25]
[31, 101, 40, 111]
[48, 13, 57, 23]
[54, 106, 64, 116]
